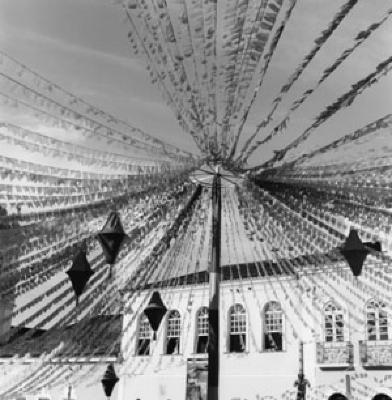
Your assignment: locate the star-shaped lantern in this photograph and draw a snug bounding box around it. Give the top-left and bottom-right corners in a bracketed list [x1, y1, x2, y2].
[144, 291, 167, 340]
[66, 248, 94, 305]
[101, 363, 119, 399]
[340, 228, 382, 277]
[97, 211, 127, 277]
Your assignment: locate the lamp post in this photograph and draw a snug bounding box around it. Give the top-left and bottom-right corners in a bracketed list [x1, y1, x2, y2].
[66, 384, 72, 400]
[294, 341, 310, 400]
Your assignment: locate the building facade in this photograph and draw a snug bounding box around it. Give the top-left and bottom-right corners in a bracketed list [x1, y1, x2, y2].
[119, 265, 392, 400]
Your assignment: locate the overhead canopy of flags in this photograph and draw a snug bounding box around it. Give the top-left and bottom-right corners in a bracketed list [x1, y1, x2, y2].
[117, 0, 391, 169]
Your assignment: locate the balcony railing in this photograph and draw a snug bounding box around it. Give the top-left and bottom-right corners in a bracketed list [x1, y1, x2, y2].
[316, 341, 353, 369]
[359, 340, 392, 368]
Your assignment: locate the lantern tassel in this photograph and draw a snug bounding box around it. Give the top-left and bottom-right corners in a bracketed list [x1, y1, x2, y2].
[153, 331, 157, 341]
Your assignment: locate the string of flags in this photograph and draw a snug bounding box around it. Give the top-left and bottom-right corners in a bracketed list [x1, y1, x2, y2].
[239, 6, 392, 164]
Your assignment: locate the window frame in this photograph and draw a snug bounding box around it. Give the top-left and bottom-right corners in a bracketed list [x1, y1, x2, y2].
[165, 309, 181, 355]
[366, 299, 389, 341]
[323, 301, 345, 343]
[263, 301, 284, 352]
[135, 313, 152, 356]
[195, 306, 209, 354]
[228, 303, 247, 353]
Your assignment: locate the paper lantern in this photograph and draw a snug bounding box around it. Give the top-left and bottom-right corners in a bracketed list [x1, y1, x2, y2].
[101, 363, 119, 399]
[144, 291, 167, 340]
[66, 249, 94, 305]
[340, 229, 382, 276]
[97, 211, 127, 275]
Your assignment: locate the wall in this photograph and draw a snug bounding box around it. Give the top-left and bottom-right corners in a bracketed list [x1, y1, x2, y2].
[120, 278, 308, 400]
[120, 261, 392, 400]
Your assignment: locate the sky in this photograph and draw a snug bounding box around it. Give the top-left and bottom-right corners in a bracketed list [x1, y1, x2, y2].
[0, 0, 203, 156]
[0, 0, 391, 166]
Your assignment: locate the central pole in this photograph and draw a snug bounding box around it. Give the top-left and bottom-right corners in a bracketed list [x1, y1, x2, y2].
[208, 165, 221, 400]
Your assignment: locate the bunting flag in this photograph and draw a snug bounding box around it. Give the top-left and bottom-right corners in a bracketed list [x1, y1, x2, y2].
[280, 114, 392, 168]
[221, 0, 284, 156]
[0, 80, 189, 164]
[0, 50, 195, 162]
[230, 0, 299, 161]
[0, 2, 389, 166]
[238, 7, 392, 163]
[121, 2, 208, 153]
[251, 55, 392, 170]
[243, 0, 360, 153]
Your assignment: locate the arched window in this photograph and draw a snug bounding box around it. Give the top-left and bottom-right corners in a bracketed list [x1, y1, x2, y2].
[165, 310, 181, 354]
[136, 314, 151, 356]
[229, 304, 246, 352]
[324, 302, 344, 342]
[367, 300, 388, 341]
[328, 393, 347, 400]
[264, 301, 283, 351]
[195, 307, 209, 353]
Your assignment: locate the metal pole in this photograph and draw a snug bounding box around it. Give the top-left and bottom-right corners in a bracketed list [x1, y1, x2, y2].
[208, 166, 221, 400]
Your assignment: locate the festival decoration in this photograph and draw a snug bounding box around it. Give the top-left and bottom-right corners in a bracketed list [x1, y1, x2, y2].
[0, 51, 196, 163]
[250, 55, 392, 170]
[97, 211, 127, 277]
[144, 291, 167, 340]
[238, 0, 361, 161]
[340, 229, 382, 277]
[101, 363, 119, 399]
[239, 4, 392, 165]
[66, 247, 94, 305]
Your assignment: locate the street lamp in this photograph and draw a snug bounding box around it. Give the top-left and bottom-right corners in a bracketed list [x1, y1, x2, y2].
[294, 341, 310, 400]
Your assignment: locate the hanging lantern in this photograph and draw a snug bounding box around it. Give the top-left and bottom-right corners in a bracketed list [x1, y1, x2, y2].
[144, 291, 167, 340]
[101, 363, 119, 399]
[340, 228, 382, 276]
[66, 248, 94, 305]
[97, 211, 127, 277]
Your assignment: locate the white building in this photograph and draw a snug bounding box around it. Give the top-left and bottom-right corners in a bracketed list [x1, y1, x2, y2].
[118, 259, 392, 400]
